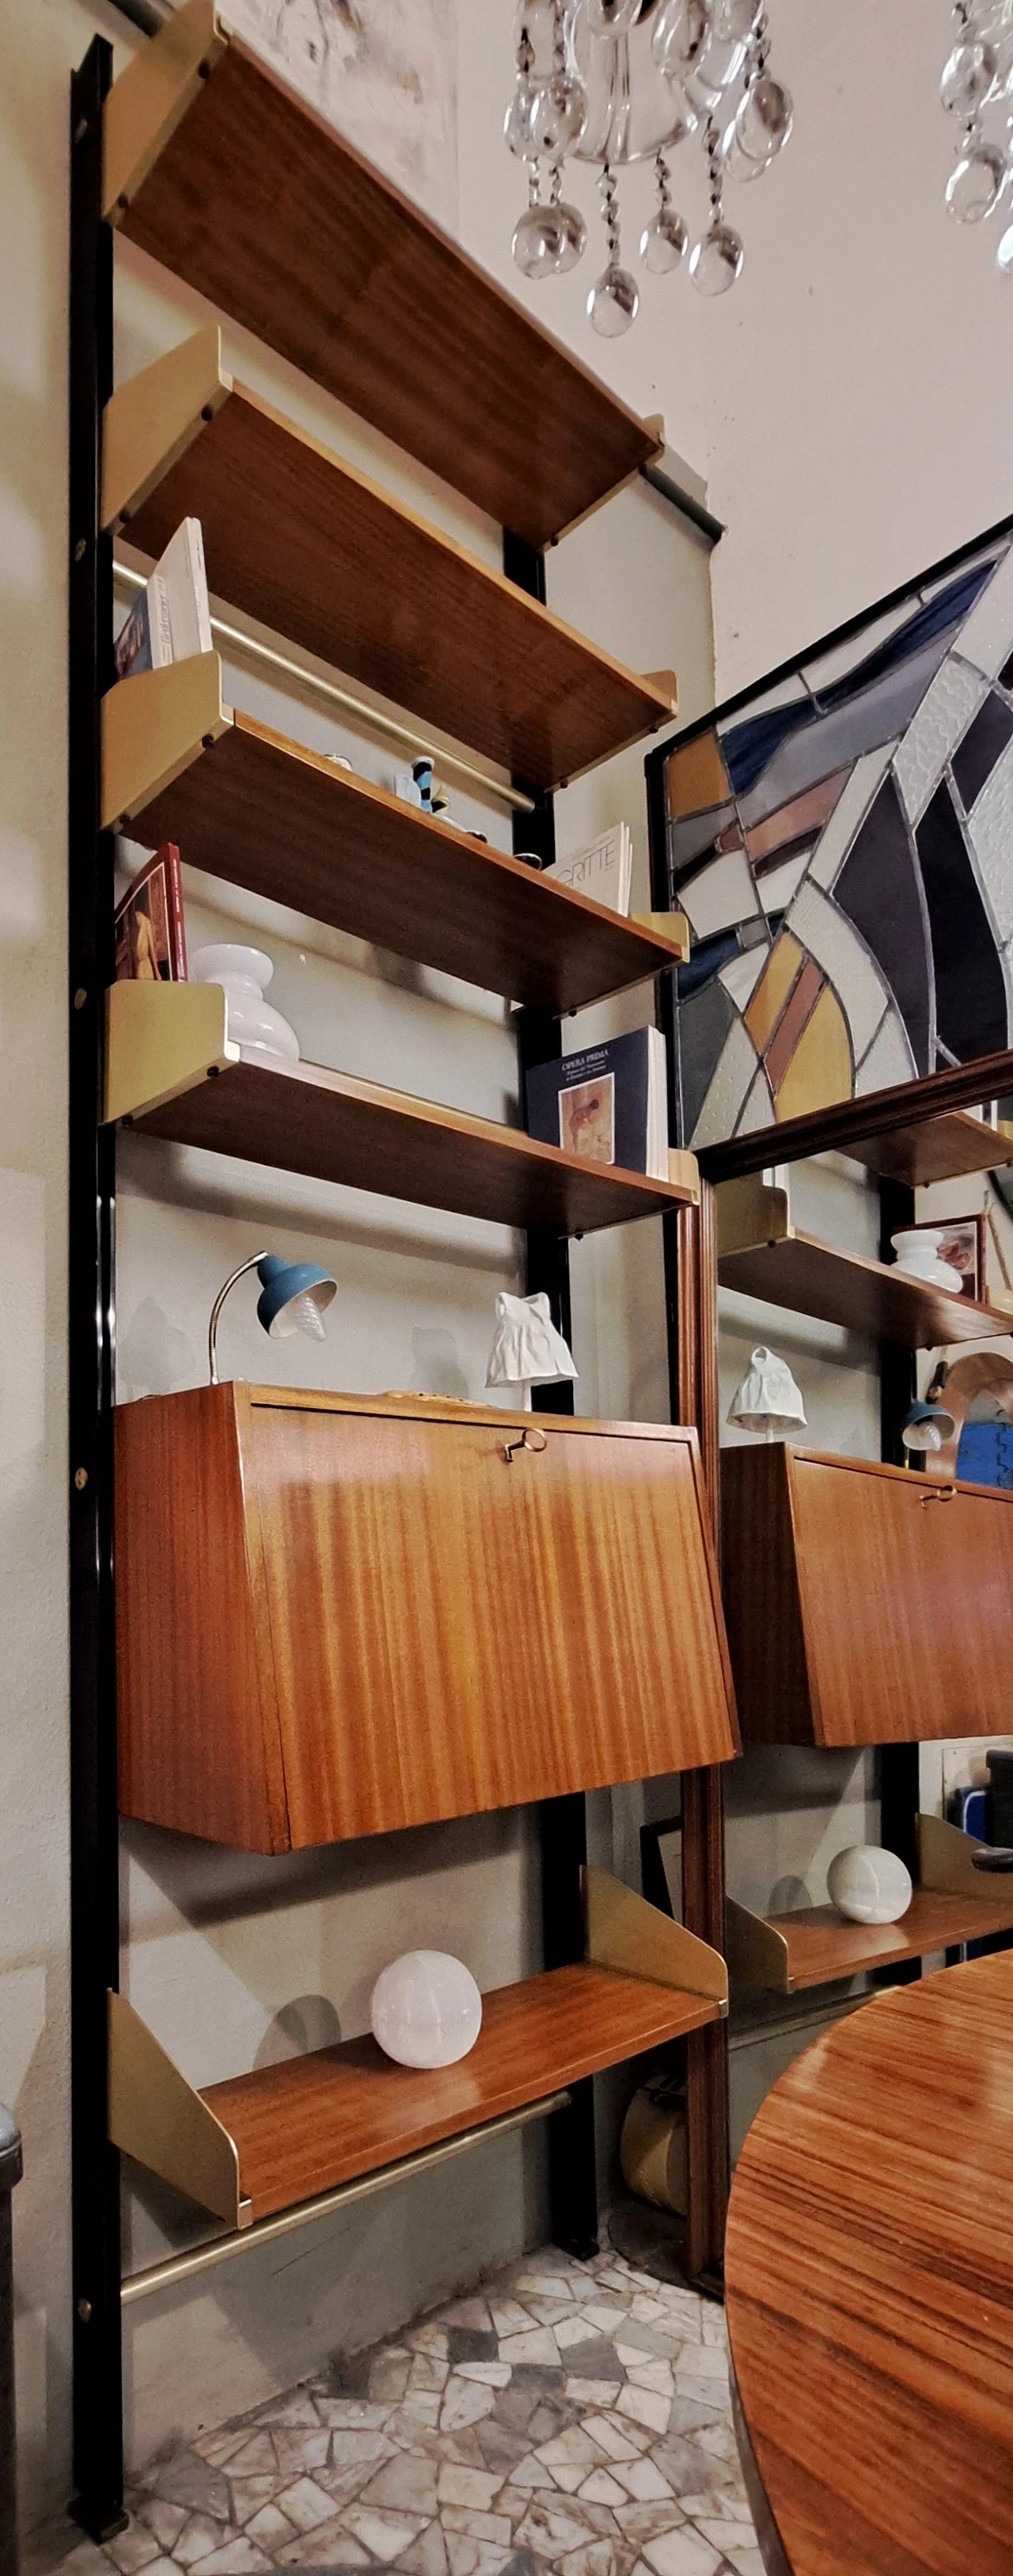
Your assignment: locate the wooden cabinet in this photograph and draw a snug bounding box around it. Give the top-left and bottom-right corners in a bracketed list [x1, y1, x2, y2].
[116, 1384, 739, 1851]
[720, 1443, 1013, 1747]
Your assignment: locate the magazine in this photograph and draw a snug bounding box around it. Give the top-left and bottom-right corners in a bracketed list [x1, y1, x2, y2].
[114, 845, 188, 984]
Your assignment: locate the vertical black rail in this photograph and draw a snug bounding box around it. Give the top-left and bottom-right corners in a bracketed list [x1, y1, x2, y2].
[505, 533, 598, 2256]
[649, 745, 729, 2292]
[876, 1178, 921, 1975]
[0, 2112, 22, 2576]
[68, 40, 126, 2537]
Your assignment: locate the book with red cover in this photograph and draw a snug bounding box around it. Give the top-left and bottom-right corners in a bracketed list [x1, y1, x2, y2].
[114, 844, 188, 983]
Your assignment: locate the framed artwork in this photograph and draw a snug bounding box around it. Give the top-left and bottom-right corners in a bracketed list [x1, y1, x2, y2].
[646, 514, 1013, 1159]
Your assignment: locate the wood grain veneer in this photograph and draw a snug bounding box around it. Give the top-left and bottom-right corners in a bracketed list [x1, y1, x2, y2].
[103, 6, 659, 550]
[725, 1953, 1013, 2576]
[696, 1045, 1013, 1183]
[720, 1442, 1013, 1747]
[716, 1227, 1008, 1348]
[844, 1107, 1013, 1189]
[115, 376, 673, 791]
[123, 1053, 696, 1239]
[121, 709, 691, 1017]
[116, 1387, 740, 1851]
[202, 1961, 722, 2222]
[741, 1888, 1013, 1991]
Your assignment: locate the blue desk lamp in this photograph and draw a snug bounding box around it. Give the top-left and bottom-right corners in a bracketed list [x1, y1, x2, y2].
[207, 1251, 337, 1384]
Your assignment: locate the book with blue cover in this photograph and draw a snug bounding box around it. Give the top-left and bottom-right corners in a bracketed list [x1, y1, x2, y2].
[525, 1026, 669, 1179]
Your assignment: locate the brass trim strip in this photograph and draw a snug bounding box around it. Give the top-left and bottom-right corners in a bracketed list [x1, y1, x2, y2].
[120, 2090, 571, 2304]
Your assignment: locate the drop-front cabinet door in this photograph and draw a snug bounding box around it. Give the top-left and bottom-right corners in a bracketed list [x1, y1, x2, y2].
[722, 1444, 1013, 1746]
[791, 1452, 1013, 1745]
[247, 1394, 738, 1845]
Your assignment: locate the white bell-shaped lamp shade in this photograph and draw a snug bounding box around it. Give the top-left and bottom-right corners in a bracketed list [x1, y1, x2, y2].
[486, 1291, 578, 1410]
[727, 1345, 806, 1440]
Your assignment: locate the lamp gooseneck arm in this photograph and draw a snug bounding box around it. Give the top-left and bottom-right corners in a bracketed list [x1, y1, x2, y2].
[207, 1254, 267, 1386]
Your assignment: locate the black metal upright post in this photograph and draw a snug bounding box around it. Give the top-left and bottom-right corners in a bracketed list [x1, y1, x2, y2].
[0, 2111, 22, 2576]
[68, 39, 126, 2538]
[876, 1178, 921, 1945]
[504, 532, 598, 2258]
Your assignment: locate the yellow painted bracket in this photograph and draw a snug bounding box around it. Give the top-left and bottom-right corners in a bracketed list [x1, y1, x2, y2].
[102, 654, 231, 834]
[715, 1173, 792, 1259]
[104, 980, 238, 1127]
[917, 1810, 996, 1897]
[582, 1865, 728, 2014]
[630, 909, 691, 963]
[640, 670, 679, 715]
[723, 1896, 791, 1995]
[108, 1992, 251, 2229]
[667, 1148, 700, 1204]
[104, 326, 231, 534]
[104, 0, 225, 222]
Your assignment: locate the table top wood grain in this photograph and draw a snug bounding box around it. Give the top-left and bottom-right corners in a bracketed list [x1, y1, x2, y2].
[725, 1952, 1013, 2575]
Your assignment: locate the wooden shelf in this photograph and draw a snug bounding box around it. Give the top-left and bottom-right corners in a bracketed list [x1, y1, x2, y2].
[104, 333, 674, 793]
[101, 2, 660, 552]
[727, 1891, 1013, 1994]
[105, 981, 698, 1238]
[102, 662, 690, 1015]
[716, 1174, 1010, 1348]
[205, 1963, 720, 2223]
[108, 1872, 727, 2226]
[727, 1817, 1013, 1993]
[847, 1110, 1013, 1190]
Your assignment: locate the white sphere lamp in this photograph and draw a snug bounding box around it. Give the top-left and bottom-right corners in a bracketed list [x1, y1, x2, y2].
[370, 1951, 483, 2069]
[826, 1846, 912, 1925]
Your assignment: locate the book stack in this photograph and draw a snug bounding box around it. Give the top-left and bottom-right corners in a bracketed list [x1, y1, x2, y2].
[526, 1026, 670, 1180]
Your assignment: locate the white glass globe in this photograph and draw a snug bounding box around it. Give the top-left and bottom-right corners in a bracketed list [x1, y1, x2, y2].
[370, 1951, 483, 2068]
[826, 1846, 912, 1926]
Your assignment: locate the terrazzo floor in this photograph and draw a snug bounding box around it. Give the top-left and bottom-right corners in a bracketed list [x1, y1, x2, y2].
[50, 2243, 760, 2576]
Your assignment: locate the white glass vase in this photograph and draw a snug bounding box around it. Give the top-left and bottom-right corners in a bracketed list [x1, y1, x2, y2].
[190, 944, 300, 1068]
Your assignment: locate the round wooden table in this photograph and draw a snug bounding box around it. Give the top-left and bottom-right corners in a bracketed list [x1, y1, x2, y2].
[725, 1952, 1013, 2576]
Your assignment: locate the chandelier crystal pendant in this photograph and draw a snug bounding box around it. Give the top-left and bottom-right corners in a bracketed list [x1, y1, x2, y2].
[504, 0, 793, 336]
[941, 0, 1013, 268]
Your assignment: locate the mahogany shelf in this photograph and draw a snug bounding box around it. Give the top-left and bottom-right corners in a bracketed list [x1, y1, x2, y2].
[112, 1025, 696, 1239]
[102, 0, 661, 550]
[718, 1227, 1010, 1349]
[104, 343, 673, 793]
[203, 1963, 722, 2224]
[727, 1889, 1013, 1995]
[108, 689, 691, 1016]
[846, 1109, 1013, 1190]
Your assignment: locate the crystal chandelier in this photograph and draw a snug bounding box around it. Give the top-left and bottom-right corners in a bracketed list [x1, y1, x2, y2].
[504, 0, 793, 336]
[941, 0, 1013, 271]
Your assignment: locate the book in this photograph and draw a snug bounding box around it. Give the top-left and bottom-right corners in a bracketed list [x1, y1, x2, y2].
[115, 518, 212, 680]
[540, 822, 632, 916]
[525, 1026, 669, 1180]
[114, 844, 188, 984]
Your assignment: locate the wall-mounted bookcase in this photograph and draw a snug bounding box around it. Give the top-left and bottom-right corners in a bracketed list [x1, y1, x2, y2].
[68, 6, 730, 2540]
